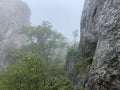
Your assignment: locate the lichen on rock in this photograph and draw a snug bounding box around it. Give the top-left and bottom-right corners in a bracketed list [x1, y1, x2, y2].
[66, 0, 120, 90]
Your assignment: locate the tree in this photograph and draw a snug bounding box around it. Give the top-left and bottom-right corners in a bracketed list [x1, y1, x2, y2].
[0, 54, 47, 90]
[72, 30, 79, 43]
[9, 21, 68, 64]
[72, 30, 79, 51]
[0, 54, 72, 90]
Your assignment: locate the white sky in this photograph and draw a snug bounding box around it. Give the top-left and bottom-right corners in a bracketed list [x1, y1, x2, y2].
[22, 0, 85, 41]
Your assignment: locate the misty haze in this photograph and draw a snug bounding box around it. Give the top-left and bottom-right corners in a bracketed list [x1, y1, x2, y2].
[0, 0, 84, 89]
[0, 0, 119, 90]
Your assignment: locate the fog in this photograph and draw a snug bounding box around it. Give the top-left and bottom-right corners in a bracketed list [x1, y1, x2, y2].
[0, 0, 85, 89]
[22, 0, 85, 41]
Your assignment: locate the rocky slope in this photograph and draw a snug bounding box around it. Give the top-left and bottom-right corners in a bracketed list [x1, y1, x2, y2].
[0, 0, 30, 70]
[66, 0, 120, 90]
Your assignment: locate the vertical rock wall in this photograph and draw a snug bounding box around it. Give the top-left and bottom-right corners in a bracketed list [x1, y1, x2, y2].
[85, 0, 120, 89]
[66, 0, 120, 90]
[0, 0, 30, 70]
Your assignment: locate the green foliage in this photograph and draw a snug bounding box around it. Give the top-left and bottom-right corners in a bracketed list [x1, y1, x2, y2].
[73, 57, 93, 76]
[0, 54, 71, 90]
[0, 54, 47, 90]
[46, 76, 71, 90]
[77, 85, 84, 90]
[73, 85, 84, 90]
[1, 21, 72, 90]
[66, 46, 78, 62]
[65, 43, 93, 89]
[0, 21, 73, 89]
[9, 21, 67, 65]
[77, 57, 93, 68]
[21, 21, 67, 60]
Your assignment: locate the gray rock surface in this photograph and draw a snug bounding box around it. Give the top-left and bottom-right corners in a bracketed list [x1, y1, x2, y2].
[66, 0, 120, 89]
[79, 0, 120, 90]
[85, 0, 120, 89]
[0, 0, 30, 70]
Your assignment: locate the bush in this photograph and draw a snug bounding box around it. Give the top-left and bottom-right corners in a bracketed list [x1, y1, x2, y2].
[46, 76, 72, 90]
[77, 85, 84, 90]
[0, 54, 47, 90]
[77, 57, 93, 68]
[0, 54, 71, 90]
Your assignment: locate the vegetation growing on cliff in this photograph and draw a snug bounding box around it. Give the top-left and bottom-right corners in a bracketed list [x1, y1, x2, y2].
[76, 57, 92, 70]
[65, 44, 93, 90]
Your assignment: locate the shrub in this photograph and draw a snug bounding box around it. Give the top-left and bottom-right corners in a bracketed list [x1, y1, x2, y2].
[77, 85, 84, 90]
[0, 54, 71, 90]
[47, 76, 72, 90]
[0, 54, 48, 90]
[77, 57, 93, 68]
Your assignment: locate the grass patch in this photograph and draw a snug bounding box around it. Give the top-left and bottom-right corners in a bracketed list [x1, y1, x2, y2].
[74, 57, 93, 75]
[77, 57, 93, 68]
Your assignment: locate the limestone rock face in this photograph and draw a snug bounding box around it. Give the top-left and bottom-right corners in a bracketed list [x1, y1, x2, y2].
[0, 0, 30, 70]
[79, 0, 106, 59]
[80, 0, 120, 89]
[66, 0, 120, 89]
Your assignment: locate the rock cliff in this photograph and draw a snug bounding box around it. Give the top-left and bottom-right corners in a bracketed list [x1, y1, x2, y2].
[0, 0, 30, 70]
[66, 0, 120, 90]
